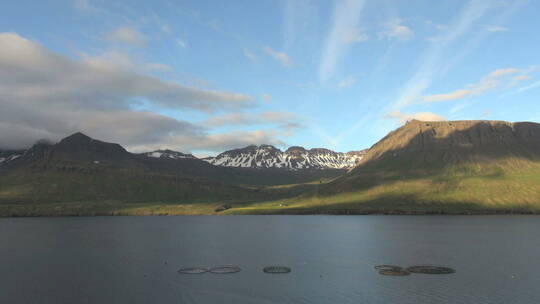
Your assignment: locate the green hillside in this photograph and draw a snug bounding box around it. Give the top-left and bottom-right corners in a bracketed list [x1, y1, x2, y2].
[2, 120, 540, 216]
[227, 120, 540, 214]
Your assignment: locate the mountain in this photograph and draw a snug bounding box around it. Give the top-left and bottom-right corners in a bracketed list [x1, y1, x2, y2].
[266, 120, 540, 214]
[204, 144, 366, 170]
[5, 120, 538, 216]
[0, 132, 347, 215]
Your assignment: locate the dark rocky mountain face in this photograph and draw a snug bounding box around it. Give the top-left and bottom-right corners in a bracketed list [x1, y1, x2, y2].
[0, 133, 343, 185]
[205, 144, 366, 170]
[52, 132, 130, 162]
[351, 120, 540, 172]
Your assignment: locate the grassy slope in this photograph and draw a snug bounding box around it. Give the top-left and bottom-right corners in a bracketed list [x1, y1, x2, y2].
[3, 160, 539, 216]
[0, 167, 340, 216]
[226, 158, 540, 214]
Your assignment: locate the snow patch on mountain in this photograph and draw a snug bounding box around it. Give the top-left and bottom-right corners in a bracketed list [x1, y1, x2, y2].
[0, 153, 22, 166]
[204, 145, 366, 170]
[141, 149, 196, 160]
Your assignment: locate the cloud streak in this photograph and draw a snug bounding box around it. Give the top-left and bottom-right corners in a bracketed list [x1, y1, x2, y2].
[423, 67, 529, 102]
[106, 27, 148, 46]
[318, 0, 366, 84]
[391, 1, 498, 109]
[262, 46, 293, 67]
[338, 75, 358, 88]
[378, 19, 414, 41]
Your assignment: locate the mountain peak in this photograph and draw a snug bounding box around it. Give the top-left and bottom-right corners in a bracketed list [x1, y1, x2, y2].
[61, 132, 93, 143]
[54, 132, 129, 161]
[205, 144, 363, 170]
[353, 120, 540, 172]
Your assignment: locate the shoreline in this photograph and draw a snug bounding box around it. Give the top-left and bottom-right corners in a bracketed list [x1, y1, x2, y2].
[2, 209, 539, 217]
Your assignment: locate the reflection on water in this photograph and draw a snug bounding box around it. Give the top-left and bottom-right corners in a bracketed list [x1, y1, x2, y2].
[0, 215, 539, 304]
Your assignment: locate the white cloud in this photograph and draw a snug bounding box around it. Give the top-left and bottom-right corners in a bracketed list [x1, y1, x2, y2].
[82, 51, 172, 72]
[488, 68, 519, 77]
[0, 32, 259, 151]
[262, 46, 293, 67]
[425, 20, 448, 31]
[423, 67, 527, 102]
[338, 75, 357, 88]
[390, 1, 501, 109]
[73, 0, 100, 13]
[283, 0, 318, 50]
[318, 0, 366, 84]
[176, 39, 188, 48]
[379, 19, 414, 41]
[385, 111, 446, 124]
[202, 111, 297, 127]
[343, 27, 369, 43]
[160, 25, 172, 34]
[244, 49, 256, 61]
[516, 80, 540, 93]
[107, 27, 147, 46]
[484, 25, 508, 32]
[262, 94, 272, 102]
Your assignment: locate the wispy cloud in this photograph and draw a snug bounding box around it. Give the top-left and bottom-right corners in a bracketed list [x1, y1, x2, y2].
[106, 27, 147, 46]
[176, 38, 188, 48]
[516, 80, 540, 93]
[262, 94, 272, 102]
[282, 0, 318, 50]
[318, 0, 367, 84]
[202, 111, 296, 127]
[244, 49, 256, 62]
[484, 25, 508, 32]
[385, 110, 446, 124]
[423, 67, 528, 102]
[338, 75, 358, 88]
[378, 19, 414, 41]
[160, 25, 172, 34]
[343, 27, 369, 43]
[262, 46, 293, 67]
[73, 0, 100, 13]
[391, 1, 498, 109]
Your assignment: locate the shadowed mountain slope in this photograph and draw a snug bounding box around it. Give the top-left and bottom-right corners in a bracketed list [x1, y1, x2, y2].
[0, 133, 345, 211]
[230, 120, 540, 215]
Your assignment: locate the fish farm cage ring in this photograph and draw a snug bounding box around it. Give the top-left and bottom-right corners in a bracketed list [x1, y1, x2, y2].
[378, 269, 411, 276]
[177, 267, 209, 274]
[209, 266, 242, 274]
[374, 265, 403, 271]
[263, 266, 291, 274]
[406, 265, 456, 274]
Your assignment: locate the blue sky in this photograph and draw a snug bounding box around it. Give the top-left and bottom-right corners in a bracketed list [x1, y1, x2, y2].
[1, 0, 539, 156]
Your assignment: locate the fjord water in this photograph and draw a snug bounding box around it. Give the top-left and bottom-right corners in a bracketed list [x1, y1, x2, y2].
[1, 216, 539, 304]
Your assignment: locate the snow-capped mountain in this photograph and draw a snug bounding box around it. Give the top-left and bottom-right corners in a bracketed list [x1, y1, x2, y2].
[141, 149, 196, 160]
[204, 145, 366, 170]
[0, 150, 23, 166]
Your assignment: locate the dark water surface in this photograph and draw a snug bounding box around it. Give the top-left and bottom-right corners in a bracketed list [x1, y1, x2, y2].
[1, 215, 539, 304]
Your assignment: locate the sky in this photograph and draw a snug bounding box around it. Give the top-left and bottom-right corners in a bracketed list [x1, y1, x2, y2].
[1, 0, 539, 156]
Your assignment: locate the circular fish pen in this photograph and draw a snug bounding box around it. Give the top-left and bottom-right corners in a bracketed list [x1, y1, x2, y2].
[406, 265, 455, 274]
[378, 269, 411, 276]
[209, 266, 242, 274]
[177, 267, 209, 274]
[263, 266, 291, 274]
[374, 265, 403, 271]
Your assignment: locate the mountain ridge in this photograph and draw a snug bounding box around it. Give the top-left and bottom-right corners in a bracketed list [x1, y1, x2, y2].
[204, 144, 366, 170]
